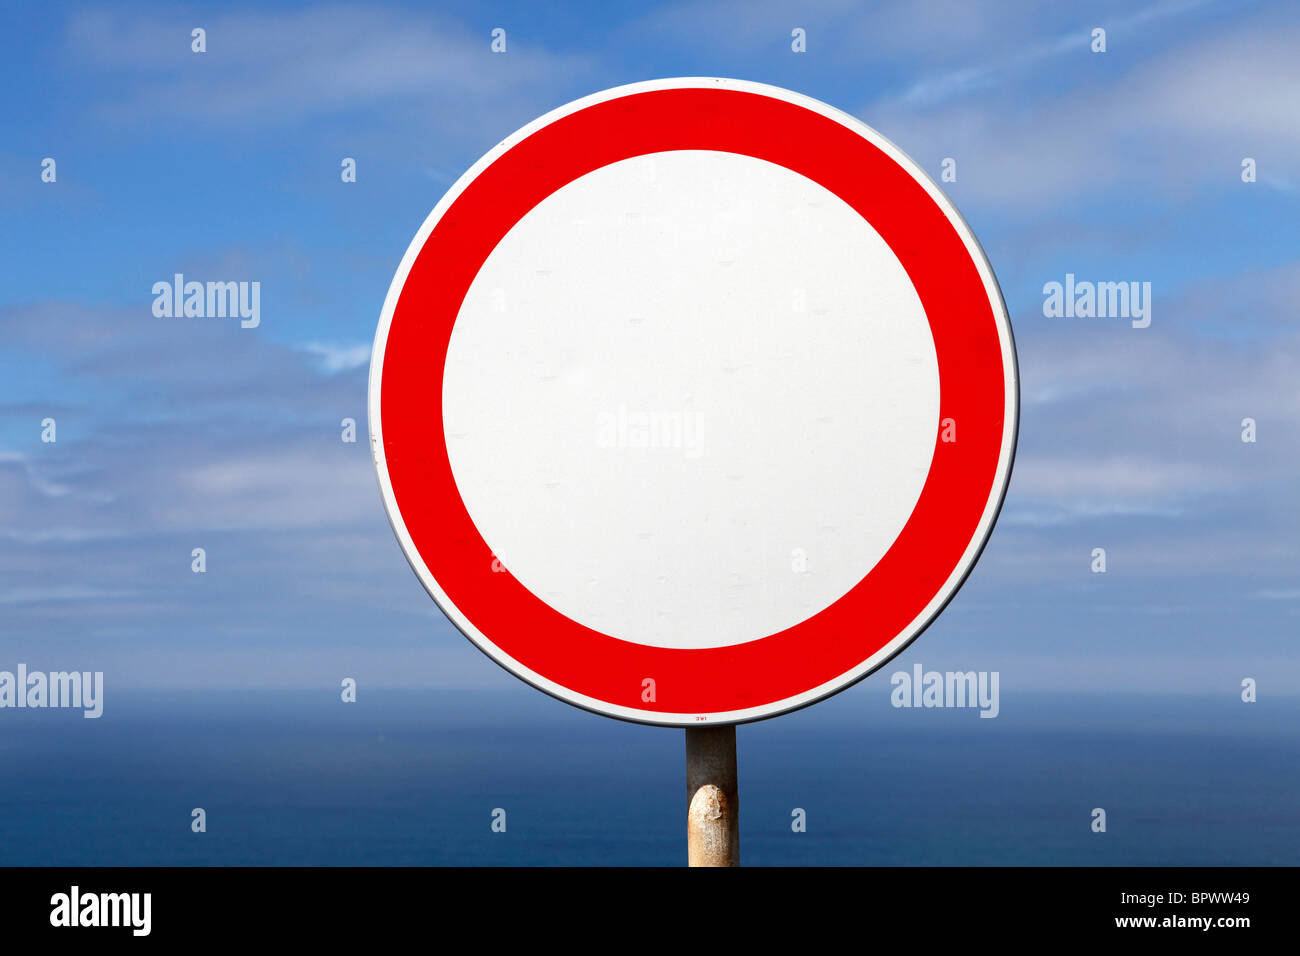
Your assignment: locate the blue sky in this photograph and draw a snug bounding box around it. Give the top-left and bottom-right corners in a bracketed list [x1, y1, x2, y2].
[1, 0, 1297, 699]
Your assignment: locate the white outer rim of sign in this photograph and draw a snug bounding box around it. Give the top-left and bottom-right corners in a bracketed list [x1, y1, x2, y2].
[368, 77, 1020, 727]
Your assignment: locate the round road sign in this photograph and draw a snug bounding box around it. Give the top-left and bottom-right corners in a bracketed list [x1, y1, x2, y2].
[369, 77, 1018, 726]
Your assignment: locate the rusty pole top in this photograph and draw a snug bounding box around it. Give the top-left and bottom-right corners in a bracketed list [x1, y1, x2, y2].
[686, 725, 739, 866]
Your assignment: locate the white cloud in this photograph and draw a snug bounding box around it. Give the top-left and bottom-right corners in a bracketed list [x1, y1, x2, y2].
[301, 342, 371, 374]
[1011, 457, 1232, 501]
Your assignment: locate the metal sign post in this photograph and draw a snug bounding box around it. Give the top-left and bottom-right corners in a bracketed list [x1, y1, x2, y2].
[686, 726, 739, 867]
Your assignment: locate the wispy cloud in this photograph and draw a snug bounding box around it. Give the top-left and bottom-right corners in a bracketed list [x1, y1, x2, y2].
[868, 3, 1300, 207]
[301, 342, 371, 374]
[65, 3, 598, 133]
[1253, 588, 1300, 600]
[890, 0, 1215, 107]
[0, 586, 138, 605]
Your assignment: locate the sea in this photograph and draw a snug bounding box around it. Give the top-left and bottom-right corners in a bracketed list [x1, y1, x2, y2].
[1, 689, 1296, 866]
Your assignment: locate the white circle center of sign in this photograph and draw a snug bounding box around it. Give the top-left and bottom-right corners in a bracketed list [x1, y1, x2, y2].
[443, 150, 940, 650]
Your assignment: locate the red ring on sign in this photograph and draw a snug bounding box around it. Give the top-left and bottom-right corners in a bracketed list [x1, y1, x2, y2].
[379, 87, 1007, 717]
